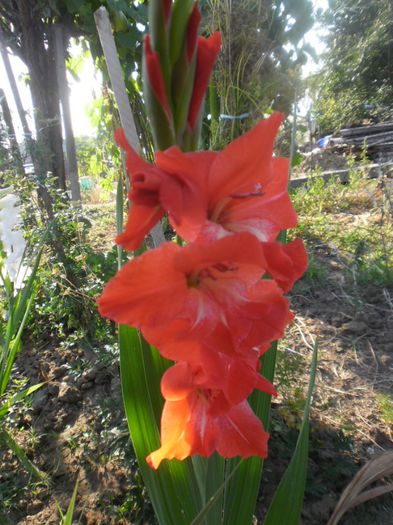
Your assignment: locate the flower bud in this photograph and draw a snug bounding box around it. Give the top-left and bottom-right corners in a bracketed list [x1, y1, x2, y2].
[188, 32, 222, 131]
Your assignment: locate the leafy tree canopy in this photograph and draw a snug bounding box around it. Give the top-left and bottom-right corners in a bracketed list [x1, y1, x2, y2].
[200, 0, 315, 146]
[311, 0, 393, 134]
[0, 0, 147, 83]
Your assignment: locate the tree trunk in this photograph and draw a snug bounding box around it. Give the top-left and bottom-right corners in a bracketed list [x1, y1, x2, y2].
[54, 24, 81, 202]
[17, 0, 66, 192]
[0, 28, 31, 141]
[0, 88, 25, 174]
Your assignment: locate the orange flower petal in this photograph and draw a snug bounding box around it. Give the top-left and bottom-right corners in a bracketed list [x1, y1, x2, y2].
[261, 238, 308, 293]
[147, 375, 270, 469]
[116, 203, 164, 251]
[97, 242, 187, 327]
[146, 398, 192, 469]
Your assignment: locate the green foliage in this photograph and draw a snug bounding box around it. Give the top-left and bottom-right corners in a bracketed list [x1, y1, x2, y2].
[0, 234, 46, 479]
[0, 248, 41, 396]
[31, 205, 118, 342]
[292, 171, 393, 287]
[75, 133, 118, 195]
[201, 0, 314, 147]
[22, 0, 148, 70]
[57, 479, 79, 525]
[263, 341, 318, 525]
[311, 0, 393, 133]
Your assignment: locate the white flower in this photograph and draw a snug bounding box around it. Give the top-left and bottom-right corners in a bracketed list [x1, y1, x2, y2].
[0, 188, 27, 287]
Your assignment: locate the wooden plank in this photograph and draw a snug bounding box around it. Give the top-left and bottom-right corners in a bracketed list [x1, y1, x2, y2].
[341, 122, 393, 137]
[344, 132, 393, 145]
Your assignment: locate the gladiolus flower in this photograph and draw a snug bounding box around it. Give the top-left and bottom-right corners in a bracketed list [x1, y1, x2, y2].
[114, 128, 207, 250]
[177, 113, 298, 243]
[115, 113, 298, 252]
[146, 361, 270, 469]
[149, 340, 277, 405]
[99, 0, 308, 473]
[142, 276, 293, 359]
[98, 233, 292, 352]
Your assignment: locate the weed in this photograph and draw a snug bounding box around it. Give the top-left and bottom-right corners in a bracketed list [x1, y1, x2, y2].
[292, 170, 393, 289]
[376, 393, 393, 426]
[304, 252, 328, 284]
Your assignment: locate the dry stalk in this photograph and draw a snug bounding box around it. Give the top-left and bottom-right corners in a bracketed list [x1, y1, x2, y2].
[327, 451, 393, 525]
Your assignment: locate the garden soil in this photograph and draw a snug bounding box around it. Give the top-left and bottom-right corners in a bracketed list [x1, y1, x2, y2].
[1, 196, 392, 525]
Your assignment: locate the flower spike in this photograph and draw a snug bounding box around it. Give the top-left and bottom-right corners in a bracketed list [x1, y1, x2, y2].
[101, 0, 307, 473]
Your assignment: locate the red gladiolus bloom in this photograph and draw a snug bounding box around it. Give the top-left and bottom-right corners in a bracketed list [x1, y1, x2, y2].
[114, 128, 208, 250]
[146, 362, 270, 469]
[176, 113, 298, 243]
[115, 113, 298, 252]
[142, 276, 293, 358]
[98, 233, 292, 351]
[144, 35, 172, 119]
[149, 340, 277, 405]
[188, 32, 222, 130]
[99, 232, 263, 328]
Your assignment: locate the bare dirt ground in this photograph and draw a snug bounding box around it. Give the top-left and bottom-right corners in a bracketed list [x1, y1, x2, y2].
[1, 178, 392, 525]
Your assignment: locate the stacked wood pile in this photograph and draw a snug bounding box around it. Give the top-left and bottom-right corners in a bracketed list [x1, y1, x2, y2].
[293, 122, 393, 188]
[339, 122, 393, 162]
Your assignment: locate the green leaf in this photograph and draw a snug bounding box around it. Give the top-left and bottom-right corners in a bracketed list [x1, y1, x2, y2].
[223, 342, 279, 525]
[1, 292, 35, 396]
[0, 245, 42, 396]
[191, 459, 243, 525]
[263, 341, 318, 525]
[119, 325, 201, 524]
[0, 382, 45, 418]
[116, 29, 140, 50]
[63, 479, 79, 525]
[191, 453, 225, 525]
[0, 430, 48, 482]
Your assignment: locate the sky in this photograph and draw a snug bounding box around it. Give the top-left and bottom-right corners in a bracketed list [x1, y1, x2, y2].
[302, 0, 329, 76]
[0, 0, 330, 140]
